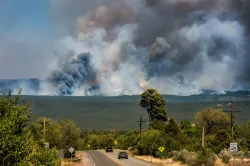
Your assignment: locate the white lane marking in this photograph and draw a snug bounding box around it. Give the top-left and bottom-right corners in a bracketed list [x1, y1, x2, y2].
[130, 158, 151, 166]
[87, 152, 96, 166]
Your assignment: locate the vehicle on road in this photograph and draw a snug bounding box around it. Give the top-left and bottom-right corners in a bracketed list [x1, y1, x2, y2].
[118, 151, 128, 159]
[106, 147, 113, 152]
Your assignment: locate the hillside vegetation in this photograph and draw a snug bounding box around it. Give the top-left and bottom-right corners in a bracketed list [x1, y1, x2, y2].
[1, 88, 250, 165]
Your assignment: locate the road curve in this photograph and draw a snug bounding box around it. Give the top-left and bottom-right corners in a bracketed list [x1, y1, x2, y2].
[85, 150, 119, 166]
[99, 150, 158, 166]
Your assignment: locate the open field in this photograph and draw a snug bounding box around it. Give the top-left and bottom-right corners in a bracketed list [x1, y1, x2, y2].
[14, 95, 250, 130]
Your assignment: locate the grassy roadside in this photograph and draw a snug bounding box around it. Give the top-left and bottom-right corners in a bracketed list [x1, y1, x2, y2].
[134, 155, 186, 166]
[133, 155, 250, 166]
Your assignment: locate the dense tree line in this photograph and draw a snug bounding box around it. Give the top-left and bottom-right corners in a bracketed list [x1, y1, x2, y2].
[1, 88, 250, 165]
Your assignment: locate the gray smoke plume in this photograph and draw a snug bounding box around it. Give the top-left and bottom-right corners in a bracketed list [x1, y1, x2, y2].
[47, 53, 97, 95]
[3, 0, 250, 96]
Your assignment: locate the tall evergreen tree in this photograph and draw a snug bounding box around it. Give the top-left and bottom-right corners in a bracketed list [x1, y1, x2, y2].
[138, 88, 167, 123]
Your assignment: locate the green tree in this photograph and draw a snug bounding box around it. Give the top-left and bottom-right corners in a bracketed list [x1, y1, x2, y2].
[195, 107, 230, 135]
[117, 131, 138, 150]
[234, 120, 250, 151]
[58, 119, 81, 157]
[0, 90, 35, 165]
[138, 88, 167, 124]
[165, 118, 181, 136]
[149, 119, 166, 131]
[84, 134, 99, 150]
[207, 129, 231, 154]
[98, 134, 114, 148]
[180, 120, 192, 130]
[30, 117, 64, 149]
[180, 120, 199, 139]
[29, 139, 61, 166]
[137, 129, 165, 157]
[0, 89, 60, 165]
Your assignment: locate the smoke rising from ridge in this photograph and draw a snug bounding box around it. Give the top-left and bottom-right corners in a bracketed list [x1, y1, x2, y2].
[3, 0, 250, 96]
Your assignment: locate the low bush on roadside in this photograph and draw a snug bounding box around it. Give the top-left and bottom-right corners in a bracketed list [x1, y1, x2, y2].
[218, 149, 232, 164]
[232, 151, 245, 159]
[183, 152, 197, 166]
[169, 150, 197, 166]
[168, 150, 182, 161]
[196, 147, 216, 166]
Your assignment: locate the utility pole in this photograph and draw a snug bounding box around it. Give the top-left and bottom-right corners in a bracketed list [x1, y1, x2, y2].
[223, 100, 241, 142]
[43, 117, 46, 139]
[202, 126, 205, 147]
[136, 115, 146, 135]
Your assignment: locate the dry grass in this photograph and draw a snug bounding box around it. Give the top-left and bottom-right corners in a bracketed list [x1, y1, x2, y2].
[134, 155, 187, 166]
[134, 155, 250, 166]
[215, 157, 250, 166]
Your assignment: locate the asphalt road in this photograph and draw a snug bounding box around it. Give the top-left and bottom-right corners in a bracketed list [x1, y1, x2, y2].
[99, 150, 158, 166]
[85, 150, 119, 166]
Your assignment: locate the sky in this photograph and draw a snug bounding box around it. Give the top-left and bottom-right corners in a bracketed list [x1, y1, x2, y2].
[0, 0, 55, 79]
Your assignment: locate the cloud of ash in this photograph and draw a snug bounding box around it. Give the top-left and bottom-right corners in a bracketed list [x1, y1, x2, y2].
[3, 0, 250, 96]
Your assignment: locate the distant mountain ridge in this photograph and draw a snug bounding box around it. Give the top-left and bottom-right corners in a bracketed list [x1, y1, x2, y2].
[0, 78, 41, 93]
[0, 78, 250, 99]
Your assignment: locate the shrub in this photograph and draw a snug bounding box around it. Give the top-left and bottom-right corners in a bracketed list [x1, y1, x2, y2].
[231, 151, 245, 159]
[183, 152, 197, 166]
[137, 130, 165, 156]
[244, 151, 250, 158]
[196, 147, 216, 166]
[169, 149, 198, 166]
[218, 149, 232, 164]
[168, 150, 181, 161]
[179, 149, 189, 163]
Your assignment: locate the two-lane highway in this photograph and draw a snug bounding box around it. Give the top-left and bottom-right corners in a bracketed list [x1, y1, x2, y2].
[84, 150, 158, 166]
[84, 150, 119, 166]
[99, 150, 158, 166]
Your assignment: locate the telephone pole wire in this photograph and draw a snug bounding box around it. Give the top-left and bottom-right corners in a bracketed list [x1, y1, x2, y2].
[223, 100, 241, 142]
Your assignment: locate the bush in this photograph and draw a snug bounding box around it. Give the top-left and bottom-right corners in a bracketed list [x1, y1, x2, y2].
[155, 150, 168, 159]
[231, 151, 245, 159]
[183, 152, 197, 166]
[137, 130, 165, 156]
[29, 140, 61, 166]
[196, 147, 216, 166]
[169, 150, 197, 166]
[179, 149, 189, 163]
[132, 149, 139, 155]
[168, 151, 181, 161]
[218, 149, 232, 164]
[206, 130, 231, 154]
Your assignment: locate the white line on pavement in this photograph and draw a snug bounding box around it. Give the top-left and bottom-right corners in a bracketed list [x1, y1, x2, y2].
[130, 158, 151, 166]
[87, 152, 96, 166]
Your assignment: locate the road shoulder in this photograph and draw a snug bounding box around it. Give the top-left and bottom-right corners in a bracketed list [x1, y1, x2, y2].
[82, 151, 95, 166]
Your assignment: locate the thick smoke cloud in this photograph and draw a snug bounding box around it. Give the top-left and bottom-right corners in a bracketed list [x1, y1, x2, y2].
[3, 0, 250, 96]
[48, 53, 97, 95]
